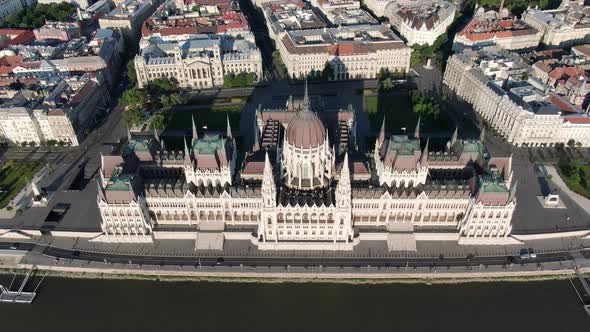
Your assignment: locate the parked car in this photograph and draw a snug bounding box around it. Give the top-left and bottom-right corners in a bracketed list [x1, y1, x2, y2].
[520, 248, 530, 259]
[528, 248, 537, 259]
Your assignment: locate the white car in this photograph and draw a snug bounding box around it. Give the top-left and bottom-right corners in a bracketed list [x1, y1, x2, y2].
[529, 248, 537, 259]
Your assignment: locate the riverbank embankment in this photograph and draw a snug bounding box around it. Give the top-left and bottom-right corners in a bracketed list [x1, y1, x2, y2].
[1, 263, 588, 285]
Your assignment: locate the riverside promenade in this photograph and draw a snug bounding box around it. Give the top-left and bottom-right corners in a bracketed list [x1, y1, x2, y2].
[2, 240, 590, 281]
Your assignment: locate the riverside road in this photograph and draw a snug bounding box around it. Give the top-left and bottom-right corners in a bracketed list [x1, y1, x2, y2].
[3, 241, 589, 272]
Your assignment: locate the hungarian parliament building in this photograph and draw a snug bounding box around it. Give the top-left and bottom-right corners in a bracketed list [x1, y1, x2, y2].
[97, 84, 517, 250]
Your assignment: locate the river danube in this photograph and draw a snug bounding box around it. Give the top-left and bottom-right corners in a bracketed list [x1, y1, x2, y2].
[0, 277, 587, 331]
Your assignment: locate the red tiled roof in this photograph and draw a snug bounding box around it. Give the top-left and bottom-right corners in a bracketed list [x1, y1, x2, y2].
[458, 17, 538, 42]
[549, 94, 580, 113]
[564, 117, 590, 124]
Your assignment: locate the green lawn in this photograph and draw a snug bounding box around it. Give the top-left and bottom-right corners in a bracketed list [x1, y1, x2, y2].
[559, 161, 590, 199]
[364, 93, 452, 134]
[167, 105, 242, 133]
[0, 161, 43, 209]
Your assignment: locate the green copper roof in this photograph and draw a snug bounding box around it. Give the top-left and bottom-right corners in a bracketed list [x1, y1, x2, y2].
[192, 134, 224, 155]
[387, 135, 420, 156]
[106, 169, 135, 192]
[480, 176, 508, 193]
[462, 140, 486, 156]
[122, 138, 152, 157]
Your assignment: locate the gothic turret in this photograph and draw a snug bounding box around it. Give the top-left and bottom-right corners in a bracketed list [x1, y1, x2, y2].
[336, 152, 351, 208]
[192, 115, 198, 143]
[262, 152, 276, 208]
[226, 114, 232, 139]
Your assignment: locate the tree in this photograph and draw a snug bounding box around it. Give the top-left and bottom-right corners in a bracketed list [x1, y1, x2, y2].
[127, 60, 137, 85]
[410, 90, 440, 117]
[120, 88, 148, 107]
[321, 62, 334, 80]
[46, 139, 57, 147]
[29, 141, 36, 147]
[122, 107, 146, 128]
[149, 77, 178, 95]
[567, 139, 576, 148]
[20, 141, 28, 147]
[380, 78, 394, 92]
[0, 3, 77, 29]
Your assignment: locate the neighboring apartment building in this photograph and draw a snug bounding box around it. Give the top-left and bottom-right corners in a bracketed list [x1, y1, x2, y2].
[262, 0, 327, 44]
[96, 84, 517, 248]
[141, 0, 252, 42]
[385, 0, 456, 46]
[453, 9, 542, 52]
[0, 74, 111, 146]
[277, 24, 411, 79]
[33, 21, 82, 42]
[522, 0, 590, 48]
[99, 0, 157, 43]
[134, 35, 262, 88]
[532, 59, 590, 107]
[444, 47, 590, 147]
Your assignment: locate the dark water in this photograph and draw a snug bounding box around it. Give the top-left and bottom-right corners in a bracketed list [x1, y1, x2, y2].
[0, 277, 588, 331]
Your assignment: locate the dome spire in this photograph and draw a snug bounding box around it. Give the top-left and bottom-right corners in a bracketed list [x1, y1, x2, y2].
[302, 79, 310, 112]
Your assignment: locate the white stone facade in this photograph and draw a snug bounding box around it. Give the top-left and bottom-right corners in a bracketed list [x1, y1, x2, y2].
[135, 36, 262, 89]
[385, 0, 456, 46]
[97, 85, 517, 249]
[444, 48, 590, 147]
[522, 1, 590, 48]
[278, 24, 411, 79]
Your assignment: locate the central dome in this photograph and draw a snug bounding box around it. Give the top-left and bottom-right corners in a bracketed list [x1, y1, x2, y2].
[286, 110, 325, 149]
[285, 83, 325, 149]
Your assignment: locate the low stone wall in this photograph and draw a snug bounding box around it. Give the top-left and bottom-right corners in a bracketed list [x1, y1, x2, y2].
[359, 233, 388, 241]
[254, 239, 357, 251]
[414, 232, 460, 241]
[459, 236, 522, 245]
[153, 231, 195, 240]
[10, 263, 589, 281]
[223, 232, 252, 240]
[512, 230, 590, 241]
[49, 231, 102, 238]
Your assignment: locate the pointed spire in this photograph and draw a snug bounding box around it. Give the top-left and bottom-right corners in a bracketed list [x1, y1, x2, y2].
[421, 137, 429, 164]
[480, 125, 486, 143]
[183, 136, 190, 164]
[262, 151, 276, 194]
[253, 122, 260, 152]
[191, 115, 198, 141]
[302, 79, 310, 112]
[414, 116, 421, 140]
[341, 152, 350, 180]
[226, 114, 232, 139]
[508, 180, 518, 203]
[161, 138, 166, 152]
[336, 152, 351, 208]
[153, 127, 160, 143]
[451, 126, 458, 146]
[378, 115, 385, 147]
